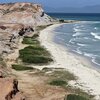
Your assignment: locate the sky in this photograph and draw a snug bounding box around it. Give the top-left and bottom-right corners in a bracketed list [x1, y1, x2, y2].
[0, 0, 100, 8]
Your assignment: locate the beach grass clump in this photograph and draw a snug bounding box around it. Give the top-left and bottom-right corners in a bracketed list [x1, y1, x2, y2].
[19, 46, 53, 64]
[49, 79, 67, 86]
[22, 36, 40, 45]
[12, 64, 34, 71]
[64, 94, 89, 100]
[20, 30, 53, 64]
[50, 70, 77, 81]
[65, 85, 94, 100]
[21, 55, 53, 64]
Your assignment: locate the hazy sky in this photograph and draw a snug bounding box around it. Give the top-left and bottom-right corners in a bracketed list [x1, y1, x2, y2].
[0, 0, 100, 7]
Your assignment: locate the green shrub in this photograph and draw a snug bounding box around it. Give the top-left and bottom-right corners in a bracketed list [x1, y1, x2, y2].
[22, 46, 46, 51]
[19, 46, 53, 64]
[20, 33, 53, 65]
[50, 70, 76, 81]
[12, 64, 33, 71]
[21, 55, 53, 64]
[64, 94, 89, 100]
[49, 79, 67, 86]
[19, 46, 50, 57]
[22, 37, 40, 45]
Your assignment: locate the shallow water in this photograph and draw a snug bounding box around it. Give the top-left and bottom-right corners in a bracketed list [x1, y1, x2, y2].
[53, 21, 100, 68]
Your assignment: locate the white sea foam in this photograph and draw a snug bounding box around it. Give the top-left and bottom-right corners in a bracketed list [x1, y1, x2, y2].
[91, 32, 100, 40]
[77, 43, 87, 47]
[56, 37, 65, 41]
[74, 24, 78, 27]
[72, 50, 82, 55]
[94, 27, 97, 30]
[73, 32, 82, 37]
[83, 37, 89, 39]
[73, 27, 82, 32]
[84, 53, 95, 58]
[69, 39, 75, 44]
[92, 57, 100, 66]
[73, 47, 82, 55]
[84, 52, 100, 66]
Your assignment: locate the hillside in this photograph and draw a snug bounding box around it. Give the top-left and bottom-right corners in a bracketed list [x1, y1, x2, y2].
[0, 2, 54, 100]
[0, 2, 92, 100]
[0, 2, 54, 57]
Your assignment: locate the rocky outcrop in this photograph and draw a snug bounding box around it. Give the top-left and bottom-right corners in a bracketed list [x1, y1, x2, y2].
[0, 2, 54, 26]
[0, 71, 25, 100]
[0, 2, 54, 55]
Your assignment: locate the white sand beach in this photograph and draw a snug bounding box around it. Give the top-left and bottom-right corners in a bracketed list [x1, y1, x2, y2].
[39, 24, 100, 100]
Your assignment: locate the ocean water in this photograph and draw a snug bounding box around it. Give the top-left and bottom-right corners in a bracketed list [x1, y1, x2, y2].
[48, 13, 100, 67]
[47, 13, 100, 21]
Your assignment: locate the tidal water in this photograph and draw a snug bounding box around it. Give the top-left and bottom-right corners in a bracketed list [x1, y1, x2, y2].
[48, 13, 100, 67]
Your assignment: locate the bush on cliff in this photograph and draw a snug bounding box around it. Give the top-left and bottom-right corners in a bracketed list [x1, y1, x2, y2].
[22, 37, 40, 45]
[64, 94, 89, 100]
[19, 46, 53, 64]
[49, 79, 67, 86]
[12, 64, 33, 71]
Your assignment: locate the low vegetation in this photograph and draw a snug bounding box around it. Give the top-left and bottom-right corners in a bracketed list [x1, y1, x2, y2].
[41, 67, 92, 99]
[42, 68, 76, 86]
[64, 94, 89, 100]
[22, 34, 39, 45]
[16, 26, 92, 100]
[22, 37, 40, 45]
[50, 70, 77, 81]
[12, 64, 34, 71]
[49, 79, 67, 86]
[66, 86, 94, 100]
[19, 34, 53, 64]
[19, 46, 53, 64]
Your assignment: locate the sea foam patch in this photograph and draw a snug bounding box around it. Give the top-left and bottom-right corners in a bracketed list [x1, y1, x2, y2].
[91, 32, 100, 40]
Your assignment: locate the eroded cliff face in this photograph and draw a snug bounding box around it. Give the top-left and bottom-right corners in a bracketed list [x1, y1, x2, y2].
[0, 2, 53, 26]
[0, 72, 25, 100]
[0, 2, 54, 100]
[0, 2, 54, 55]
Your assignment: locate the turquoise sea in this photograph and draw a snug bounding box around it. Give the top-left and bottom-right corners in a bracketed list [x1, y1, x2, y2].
[48, 13, 100, 67]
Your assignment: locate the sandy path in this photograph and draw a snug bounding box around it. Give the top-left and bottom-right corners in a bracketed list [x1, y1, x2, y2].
[5, 34, 67, 100]
[39, 24, 100, 100]
[5, 38, 28, 68]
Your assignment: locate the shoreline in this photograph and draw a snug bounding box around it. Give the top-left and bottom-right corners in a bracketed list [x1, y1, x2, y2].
[39, 23, 100, 100]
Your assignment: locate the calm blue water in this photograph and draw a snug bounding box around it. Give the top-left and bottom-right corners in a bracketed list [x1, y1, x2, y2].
[48, 13, 100, 67]
[47, 13, 100, 21]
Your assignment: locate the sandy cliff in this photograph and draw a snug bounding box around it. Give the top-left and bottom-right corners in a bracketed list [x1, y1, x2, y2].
[0, 2, 54, 100]
[0, 2, 54, 55]
[0, 2, 53, 26]
[0, 71, 25, 100]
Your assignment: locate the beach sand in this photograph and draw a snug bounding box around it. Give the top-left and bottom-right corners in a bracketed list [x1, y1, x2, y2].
[38, 24, 100, 100]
